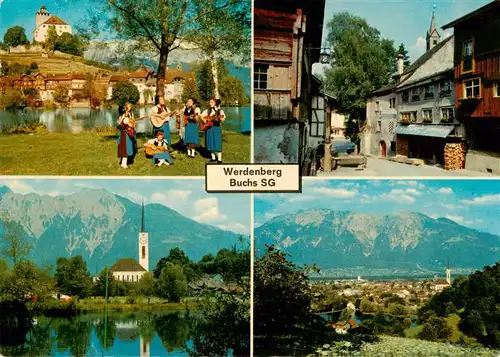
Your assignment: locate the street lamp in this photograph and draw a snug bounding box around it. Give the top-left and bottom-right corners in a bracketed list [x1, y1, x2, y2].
[319, 50, 331, 64]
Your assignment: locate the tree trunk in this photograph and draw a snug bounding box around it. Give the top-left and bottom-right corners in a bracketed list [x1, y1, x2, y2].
[210, 53, 220, 99]
[156, 36, 168, 99]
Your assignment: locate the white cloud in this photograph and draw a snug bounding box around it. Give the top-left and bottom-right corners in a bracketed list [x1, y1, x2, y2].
[193, 197, 227, 222]
[461, 194, 500, 205]
[289, 195, 315, 203]
[151, 190, 192, 205]
[46, 191, 60, 197]
[414, 37, 426, 49]
[438, 187, 454, 195]
[217, 222, 248, 234]
[5, 180, 35, 194]
[445, 215, 481, 226]
[441, 203, 459, 210]
[264, 211, 279, 221]
[446, 215, 464, 223]
[394, 181, 425, 189]
[381, 193, 416, 204]
[310, 187, 358, 198]
[443, 32, 452, 39]
[126, 190, 145, 203]
[390, 188, 421, 196]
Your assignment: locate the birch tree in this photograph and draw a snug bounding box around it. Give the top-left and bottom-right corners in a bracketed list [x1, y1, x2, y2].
[188, 0, 250, 99]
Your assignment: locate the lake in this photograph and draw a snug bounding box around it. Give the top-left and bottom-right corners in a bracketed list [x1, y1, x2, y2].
[0, 311, 234, 357]
[0, 106, 251, 134]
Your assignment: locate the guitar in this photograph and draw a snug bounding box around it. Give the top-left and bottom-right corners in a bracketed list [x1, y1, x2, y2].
[145, 145, 168, 156]
[151, 105, 170, 128]
[184, 113, 198, 127]
[201, 114, 223, 131]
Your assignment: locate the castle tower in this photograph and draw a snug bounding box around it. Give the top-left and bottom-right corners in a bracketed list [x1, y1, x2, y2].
[140, 336, 150, 357]
[35, 5, 51, 29]
[426, 5, 441, 52]
[138, 200, 149, 271]
[446, 257, 451, 285]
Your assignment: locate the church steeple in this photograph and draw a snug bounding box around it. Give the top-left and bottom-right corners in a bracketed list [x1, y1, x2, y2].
[446, 256, 451, 285]
[141, 200, 145, 233]
[138, 200, 149, 272]
[427, 5, 441, 52]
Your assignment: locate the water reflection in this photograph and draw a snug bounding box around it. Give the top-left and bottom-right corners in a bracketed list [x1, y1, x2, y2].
[0, 106, 251, 134]
[0, 312, 204, 357]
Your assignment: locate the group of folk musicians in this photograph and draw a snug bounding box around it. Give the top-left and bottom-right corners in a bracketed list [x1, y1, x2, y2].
[116, 96, 225, 169]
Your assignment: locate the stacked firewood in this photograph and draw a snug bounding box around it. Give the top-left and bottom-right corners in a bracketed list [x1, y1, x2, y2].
[444, 143, 466, 170]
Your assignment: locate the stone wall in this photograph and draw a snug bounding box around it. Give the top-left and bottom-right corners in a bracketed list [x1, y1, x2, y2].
[254, 122, 299, 163]
[465, 150, 500, 175]
[6, 45, 44, 54]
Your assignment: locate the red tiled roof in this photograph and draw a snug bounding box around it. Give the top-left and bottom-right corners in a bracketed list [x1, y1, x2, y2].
[42, 16, 68, 26]
[128, 70, 151, 79]
[110, 75, 129, 82]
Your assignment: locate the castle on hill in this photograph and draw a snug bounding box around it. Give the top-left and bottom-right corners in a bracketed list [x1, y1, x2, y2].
[33, 5, 72, 43]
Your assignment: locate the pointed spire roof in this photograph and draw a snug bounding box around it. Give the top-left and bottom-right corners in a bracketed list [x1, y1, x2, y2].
[141, 200, 145, 233]
[427, 6, 439, 37]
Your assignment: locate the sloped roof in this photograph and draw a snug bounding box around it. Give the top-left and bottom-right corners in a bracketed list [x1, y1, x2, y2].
[435, 279, 450, 285]
[42, 16, 68, 26]
[442, 0, 500, 29]
[401, 35, 453, 76]
[372, 82, 398, 96]
[110, 258, 146, 272]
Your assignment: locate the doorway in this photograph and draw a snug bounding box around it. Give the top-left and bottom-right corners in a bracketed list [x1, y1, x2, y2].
[380, 141, 387, 157]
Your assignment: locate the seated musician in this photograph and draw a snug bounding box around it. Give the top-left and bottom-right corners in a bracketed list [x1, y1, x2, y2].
[144, 130, 172, 167]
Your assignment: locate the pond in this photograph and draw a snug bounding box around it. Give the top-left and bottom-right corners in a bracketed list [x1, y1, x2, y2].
[0, 311, 231, 357]
[0, 106, 251, 134]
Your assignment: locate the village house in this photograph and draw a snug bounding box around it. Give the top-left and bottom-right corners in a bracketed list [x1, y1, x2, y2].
[442, 0, 500, 174]
[107, 65, 194, 104]
[362, 81, 398, 157]
[395, 14, 465, 166]
[253, 0, 327, 169]
[33, 5, 72, 43]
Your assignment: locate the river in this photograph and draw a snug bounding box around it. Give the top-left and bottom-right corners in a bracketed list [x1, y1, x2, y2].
[0, 311, 234, 357]
[0, 106, 251, 134]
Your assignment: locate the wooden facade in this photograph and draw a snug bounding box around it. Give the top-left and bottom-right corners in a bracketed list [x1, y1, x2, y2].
[253, 0, 326, 166]
[443, 0, 500, 153]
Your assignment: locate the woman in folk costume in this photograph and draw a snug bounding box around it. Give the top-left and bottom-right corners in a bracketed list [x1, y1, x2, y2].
[150, 96, 172, 145]
[116, 101, 147, 169]
[182, 98, 201, 158]
[144, 130, 172, 167]
[201, 98, 225, 163]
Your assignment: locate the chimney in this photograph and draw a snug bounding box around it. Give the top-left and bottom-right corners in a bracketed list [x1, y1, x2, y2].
[397, 54, 404, 75]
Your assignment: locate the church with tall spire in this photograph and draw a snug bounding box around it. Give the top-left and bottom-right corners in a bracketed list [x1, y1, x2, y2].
[426, 5, 441, 52]
[109, 201, 149, 282]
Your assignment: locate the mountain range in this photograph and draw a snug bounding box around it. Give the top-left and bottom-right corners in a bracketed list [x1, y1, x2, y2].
[84, 40, 250, 95]
[0, 187, 243, 274]
[255, 209, 500, 274]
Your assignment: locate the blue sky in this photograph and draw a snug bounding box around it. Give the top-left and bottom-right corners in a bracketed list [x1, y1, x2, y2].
[0, 178, 251, 235]
[0, 0, 94, 40]
[314, 0, 491, 74]
[255, 180, 500, 236]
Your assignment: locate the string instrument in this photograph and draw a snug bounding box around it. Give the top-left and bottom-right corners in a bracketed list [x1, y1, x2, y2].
[118, 115, 136, 137]
[201, 113, 224, 131]
[183, 107, 198, 126]
[145, 145, 168, 156]
[151, 105, 170, 128]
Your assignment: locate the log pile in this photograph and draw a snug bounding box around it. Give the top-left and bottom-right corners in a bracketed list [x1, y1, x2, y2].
[444, 143, 466, 170]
